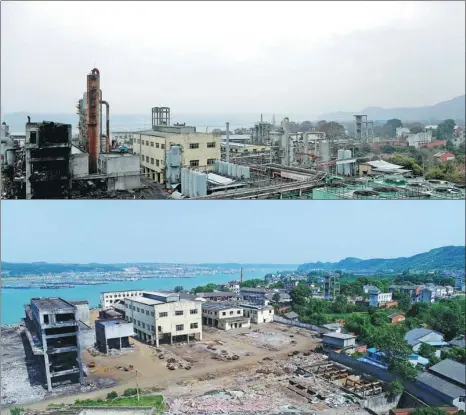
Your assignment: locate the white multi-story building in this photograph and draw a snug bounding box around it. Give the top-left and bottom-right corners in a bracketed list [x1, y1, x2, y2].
[201, 302, 250, 330]
[369, 291, 392, 307]
[100, 290, 144, 309]
[407, 131, 433, 148]
[124, 291, 202, 346]
[132, 125, 220, 184]
[396, 127, 411, 138]
[240, 304, 274, 324]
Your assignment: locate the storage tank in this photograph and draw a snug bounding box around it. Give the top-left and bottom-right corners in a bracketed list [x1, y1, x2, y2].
[320, 140, 330, 162]
[344, 150, 352, 175]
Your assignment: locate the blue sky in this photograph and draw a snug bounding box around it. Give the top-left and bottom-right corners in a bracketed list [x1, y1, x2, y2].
[1, 201, 464, 264]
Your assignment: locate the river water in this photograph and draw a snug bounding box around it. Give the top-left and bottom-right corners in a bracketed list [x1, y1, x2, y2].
[1, 269, 289, 325]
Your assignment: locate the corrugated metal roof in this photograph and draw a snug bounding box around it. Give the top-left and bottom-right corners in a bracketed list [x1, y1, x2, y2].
[416, 371, 465, 399]
[201, 302, 241, 311]
[428, 359, 466, 386]
[404, 328, 443, 346]
[207, 173, 234, 186]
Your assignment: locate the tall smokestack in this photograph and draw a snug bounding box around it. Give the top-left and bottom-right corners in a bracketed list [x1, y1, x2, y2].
[87, 68, 100, 173]
[240, 268, 243, 284]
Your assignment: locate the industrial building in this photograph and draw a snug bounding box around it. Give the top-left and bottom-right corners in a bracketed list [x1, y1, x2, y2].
[100, 289, 144, 309]
[322, 333, 357, 354]
[95, 319, 134, 354]
[124, 291, 202, 346]
[131, 107, 221, 184]
[23, 298, 85, 391]
[201, 302, 251, 330]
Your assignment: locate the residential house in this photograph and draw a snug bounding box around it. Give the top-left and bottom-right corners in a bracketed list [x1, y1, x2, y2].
[415, 359, 466, 410]
[284, 280, 300, 291]
[240, 287, 269, 304]
[434, 151, 456, 162]
[452, 128, 465, 149]
[241, 303, 274, 324]
[201, 302, 250, 330]
[448, 335, 465, 349]
[388, 312, 405, 324]
[420, 287, 436, 304]
[405, 328, 446, 356]
[227, 280, 241, 294]
[363, 285, 379, 294]
[445, 286, 454, 296]
[265, 292, 291, 304]
[369, 290, 393, 308]
[322, 333, 356, 354]
[388, 285, 422, 304]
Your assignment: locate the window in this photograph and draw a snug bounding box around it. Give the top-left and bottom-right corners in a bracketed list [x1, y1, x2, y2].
[137, 307, 140, 312]
[151, 325, 155, 331]
[159, 312, 168, 317]
[158, 326, 162, 332]
[146, 156, 149, 162]
[151, 158, 154, 165]
[146, 141, 149, 145]
[161, 144, 165, 149]
[151, 142, 154, 147]
[151, 312, 154, 317]
[30, 132, 38, 144]
[269, 310, 272, 313]
[142, 322, 146, 328]
[43, 315, 49, 324]
[189, 143, 199, 149]
[190, 309, 198, 314]
[156, 143, 160, 148]
[175, 310, 184, 316]
[207, 142, 216, 148]
[146, 310, 150, 316]
[230, 311, 234, 315]
[190, 160, 199, 167]
[176, 324, 184, 331]
[156, 160, 159, 167]
[190, 323, 198, 329]
[141, 155, 144, 161]
[207, 159, 215, 165]
[137, 321, 141, 326]
[459, 396, 465, 403]
[237, 310, 241, 314]
[137, 139, 140, 144]
[222, 312, 226, 316]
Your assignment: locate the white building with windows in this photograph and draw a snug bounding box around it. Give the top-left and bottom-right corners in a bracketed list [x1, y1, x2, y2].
[201, 302, 250, 330]
[132, 125, 220, 184]
[240, 303, 274, 324]
[124, 291, 202, 346]
[100, 290, 144, 309]
[369, 291, 393, 307]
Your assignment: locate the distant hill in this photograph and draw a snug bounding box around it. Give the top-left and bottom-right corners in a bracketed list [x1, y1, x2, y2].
[297, 246, 466, 273]
[318, 95, 466, 124]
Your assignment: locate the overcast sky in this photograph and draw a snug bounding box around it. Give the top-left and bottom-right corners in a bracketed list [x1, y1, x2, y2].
[1, 1, 465, 117]
[2, 201, 464, 263]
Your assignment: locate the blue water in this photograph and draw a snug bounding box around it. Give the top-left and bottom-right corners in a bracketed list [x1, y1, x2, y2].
[1, 269, 284, 326]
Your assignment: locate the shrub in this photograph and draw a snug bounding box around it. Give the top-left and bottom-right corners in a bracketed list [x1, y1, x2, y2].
[106, 391, 118, 400]
[123, 388, 138, 397]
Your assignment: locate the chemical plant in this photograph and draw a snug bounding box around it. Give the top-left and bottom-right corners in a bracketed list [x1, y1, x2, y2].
[1, 69, 464, 200]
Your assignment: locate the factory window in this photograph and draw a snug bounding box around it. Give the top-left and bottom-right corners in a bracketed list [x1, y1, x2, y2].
[146, 310, 150, 316]
[189, 143, 199, 149]
[159, 312, 168, 318]
[207, 142, 216, 148]
[137, 320, 141, 326]
[137, 307, 140, 312]
[142, 322, 145, 328]
[176, 324, 184, 331]
[190, 309, 198, 314]
[43, 315, 49, 324]
[156, 143, 160, 148]
[151, 311, 154, 317]
[207, 159, 215, 165]
[146, 141, 149, 145]
[151, 142, 154, 147]
[156, 160, 160, 167]
[175, 310, 184, 316]
[237, 311, 241, 314]
[230, 311, 234, 315]
[190, 160, 199, 167]
[146, 156, 149, 162]
[190, 323, 198, 329]
[151, 325, 155, 331]
[161, 144, 165, 149]
[158, 326, 162, 332]
[222, 312, 226, 316]
[29, 132, 37, 144]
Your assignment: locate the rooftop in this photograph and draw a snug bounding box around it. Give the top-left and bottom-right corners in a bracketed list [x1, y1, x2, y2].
[101, 289, 143, 294]
[404, 328, 444, 346]
[323, 333, 356, 340]
[197, 291, 238, 298]
[31, 297, 75, 311]
[128, 296, 163, 306]
[283, 311, 299, 319]
[428, 359, 465, 386]
[416, 370, 465, 399]
[241, 287, 268, 293]
[97, 319, 132, 327]
[202, 302, 242, 311]
[239, 303, 274, 311]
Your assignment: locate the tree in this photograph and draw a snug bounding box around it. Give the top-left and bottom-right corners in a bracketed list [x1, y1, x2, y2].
[192, 283, 217, 294]
[410, 408, 452, 415]
[272, 292, 281, 303]
[320, 121, 346, 141]
[174, 286, 184, 293]
[370, 312, 389, 327]
[388, 155, 423, 176]
[371, 326, 411, 364]
[316, 120, 327, 130]
[387, 380, 404, 397]
[107, 391, 118, 400]
[390, 358, 418, 381]
[436, 119, 456, 140]
[269, 281, 284, 289]
[409, 124, 425, 134]
[406, 302, 429, 318]
[441, 346, 466, 364]
[290, 284, 312, 308]
[331, 295, 348, 314]
[384, 119, 403, 138]
[427, 299, 465, 341]
[394, 292, 411, 312]
[240, 279, 265, 288]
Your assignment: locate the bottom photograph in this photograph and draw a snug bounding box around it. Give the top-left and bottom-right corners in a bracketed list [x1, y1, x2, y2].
[1, 201, 465, 415]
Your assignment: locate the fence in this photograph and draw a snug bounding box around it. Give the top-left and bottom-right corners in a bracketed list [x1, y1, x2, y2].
[272, 316, 319, 331]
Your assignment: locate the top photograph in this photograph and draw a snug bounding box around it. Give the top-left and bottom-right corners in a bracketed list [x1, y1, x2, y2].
[1, 1, 465, 200]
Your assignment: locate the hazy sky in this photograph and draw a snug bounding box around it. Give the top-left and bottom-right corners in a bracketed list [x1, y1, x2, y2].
[1, 1, 465, 117]
[1, 201, 464, 263]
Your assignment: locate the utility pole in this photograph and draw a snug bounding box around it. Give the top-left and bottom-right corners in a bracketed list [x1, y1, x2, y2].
[136, 369, 140, 402]
[226, 122, 230, 163]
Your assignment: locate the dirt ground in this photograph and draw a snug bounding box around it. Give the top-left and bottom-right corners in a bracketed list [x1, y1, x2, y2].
[19, 323, 325, 412]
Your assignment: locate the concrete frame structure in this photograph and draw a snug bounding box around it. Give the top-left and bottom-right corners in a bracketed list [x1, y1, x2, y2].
[100, 290, 144, 309]
[240, 303, 274, 324]
[24, 121, 72, 199]
[95, 319, 134, 354]
[322, 333, 357, 354]
[124, 291, 202, 347]
[23, 297, 84, 391]
[201, 302, 250, 330]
